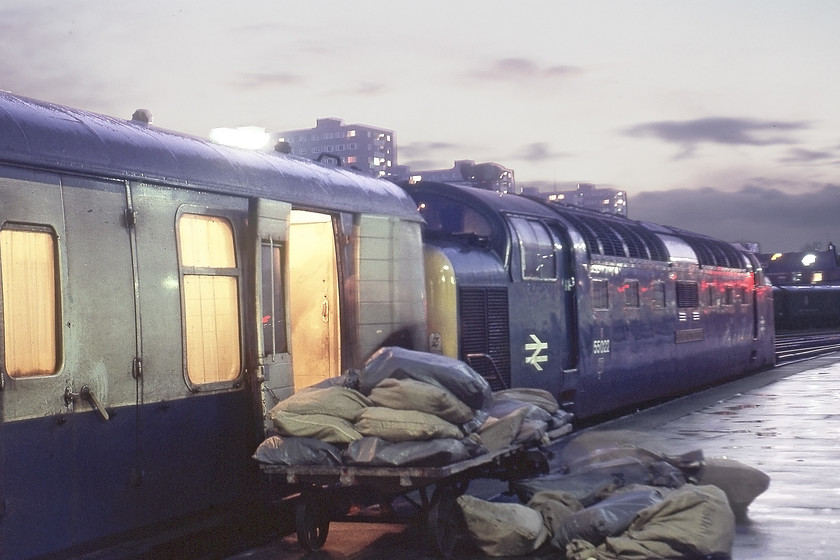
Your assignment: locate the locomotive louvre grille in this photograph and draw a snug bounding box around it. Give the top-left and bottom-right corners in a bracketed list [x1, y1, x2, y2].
[458, 287, 511, 390]
[553, 210, 669, 261]
[676, 281, 700, 308]
[676, 236, 745, 269]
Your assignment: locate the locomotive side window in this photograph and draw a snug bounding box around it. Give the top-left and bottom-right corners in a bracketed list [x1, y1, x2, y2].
[652, 281, 667, 308]
[260, 240, 288, 356]
[0, 227, 60, 377]
[623, 280, 640, 307]
[591, 279, 609, 309]
[177, 213, 241, 385]
[509, 217, 556, 280]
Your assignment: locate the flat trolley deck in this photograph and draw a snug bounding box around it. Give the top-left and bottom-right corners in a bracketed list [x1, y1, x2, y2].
[259, 425, 572, 556]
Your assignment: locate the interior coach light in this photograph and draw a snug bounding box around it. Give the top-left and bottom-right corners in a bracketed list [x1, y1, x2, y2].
[770, 253, 783, 261]
[801, 253, 817, 267]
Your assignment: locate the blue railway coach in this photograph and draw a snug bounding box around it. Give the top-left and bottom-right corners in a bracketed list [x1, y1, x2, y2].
[403, 180, 775, 420]
[0, 92, 426, 560]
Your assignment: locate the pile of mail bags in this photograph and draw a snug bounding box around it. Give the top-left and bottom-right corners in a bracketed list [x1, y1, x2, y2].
[253, 347, 573, 468]
[457, 444, 769, 559]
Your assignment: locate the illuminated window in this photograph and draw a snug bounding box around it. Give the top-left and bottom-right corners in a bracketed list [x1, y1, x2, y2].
[178, 213, 241, 385]
[0, 227, 60, 377]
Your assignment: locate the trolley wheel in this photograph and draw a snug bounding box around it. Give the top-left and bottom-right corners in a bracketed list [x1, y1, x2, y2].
[507, 449, 550, 480]
[521, 449, 550, 477]
[427, 483, 467, 558]
[295, 493, 330, 551]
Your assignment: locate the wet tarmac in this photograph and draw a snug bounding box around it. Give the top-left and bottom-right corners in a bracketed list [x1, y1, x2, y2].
[229, 353, 840, 559]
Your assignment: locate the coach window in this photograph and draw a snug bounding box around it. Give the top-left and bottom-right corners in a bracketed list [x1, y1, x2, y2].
[178, 213, 241, 385]
[0, 226, 60, 377]
[509, 217, 556, 280]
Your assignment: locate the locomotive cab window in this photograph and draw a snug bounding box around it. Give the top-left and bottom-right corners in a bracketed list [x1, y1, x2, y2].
[0, 226, 61, 377]
[177, 213, 242, 386]
[509, 217, 556, 281]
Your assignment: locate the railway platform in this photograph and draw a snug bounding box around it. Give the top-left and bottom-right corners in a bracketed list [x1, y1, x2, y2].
[228, 353, 840, 560]
[564, 352, 840, 559]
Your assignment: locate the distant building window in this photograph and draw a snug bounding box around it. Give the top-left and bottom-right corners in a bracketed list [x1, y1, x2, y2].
[0, 227, 60, 377]
[347, 130, 356, 138]
[349, 143, 357, 150]
[178, 213, 241, 385]
[676, 281, 699, 308]
[346, 156, 357, 164]
[592, 279, 609, 310]
[623, 280, 640, 307]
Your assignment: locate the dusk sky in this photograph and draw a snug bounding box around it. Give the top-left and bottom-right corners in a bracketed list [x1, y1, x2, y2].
[2, 1, 838, 252]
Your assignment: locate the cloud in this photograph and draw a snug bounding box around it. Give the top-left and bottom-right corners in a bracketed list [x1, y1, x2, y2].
[234, 72, 305, 88]
[515, 142, 568, 162]
[630, 182, 840, 252]
[470, 58, 583, 82]
[624, 117, 809, 158]
[399, 141, 462, 159]
[780, 147, 838, 163]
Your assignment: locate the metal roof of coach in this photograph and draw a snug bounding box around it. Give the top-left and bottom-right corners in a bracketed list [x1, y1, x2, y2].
[0, 92, 419, 221]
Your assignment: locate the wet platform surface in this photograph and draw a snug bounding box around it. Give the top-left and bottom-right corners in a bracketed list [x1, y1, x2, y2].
[567, 353, 840, 559]
[230, 353, 840, 560]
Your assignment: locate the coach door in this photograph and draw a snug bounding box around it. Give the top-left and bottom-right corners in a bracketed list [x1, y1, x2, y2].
[287, 209, 341, 390]
[252, 199, 293, 411]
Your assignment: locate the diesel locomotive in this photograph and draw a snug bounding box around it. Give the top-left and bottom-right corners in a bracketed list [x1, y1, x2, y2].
[0, 92, 774, 559]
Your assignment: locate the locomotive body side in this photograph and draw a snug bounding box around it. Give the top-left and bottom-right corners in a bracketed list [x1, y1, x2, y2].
[405, 180, 775, 421]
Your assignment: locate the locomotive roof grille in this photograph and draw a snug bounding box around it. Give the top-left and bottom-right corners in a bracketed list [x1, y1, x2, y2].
[677, 236, 745, 268]
[552, 209, 669, 262]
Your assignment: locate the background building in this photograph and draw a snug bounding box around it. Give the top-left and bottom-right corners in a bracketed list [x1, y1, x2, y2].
[402, 160, 517, 193]
[273, 118, 398, 178]
[546, 183, 627, 216]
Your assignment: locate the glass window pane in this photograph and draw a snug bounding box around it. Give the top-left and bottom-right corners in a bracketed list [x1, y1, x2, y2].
[511, 217, 556, 280]
[592, 279, 609, 310]
[261, 242, 287, 355]
[1, 229, 59, 377]
[183, 275, 240, 383]
[179, 214, 236, 268]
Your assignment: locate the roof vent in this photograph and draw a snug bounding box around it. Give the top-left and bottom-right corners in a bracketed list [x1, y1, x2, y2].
[131, 109, 153, 125]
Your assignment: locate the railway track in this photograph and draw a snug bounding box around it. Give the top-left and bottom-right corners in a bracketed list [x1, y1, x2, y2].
[775, 330, 840, 363]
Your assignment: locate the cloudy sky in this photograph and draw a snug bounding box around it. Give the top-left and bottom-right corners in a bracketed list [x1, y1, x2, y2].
[2, 1, 838, 252]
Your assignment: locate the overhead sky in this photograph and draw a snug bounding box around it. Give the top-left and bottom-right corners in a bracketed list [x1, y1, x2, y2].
[2, 0, 838, 252]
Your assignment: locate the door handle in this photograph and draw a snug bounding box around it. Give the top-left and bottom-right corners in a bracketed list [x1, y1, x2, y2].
[322, 298, 329, 323]
[64, 385, 110, 421]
